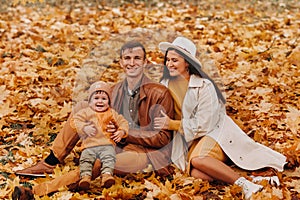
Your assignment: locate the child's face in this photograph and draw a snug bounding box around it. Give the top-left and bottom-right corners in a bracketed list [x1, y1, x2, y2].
[89, 91, 110, 112]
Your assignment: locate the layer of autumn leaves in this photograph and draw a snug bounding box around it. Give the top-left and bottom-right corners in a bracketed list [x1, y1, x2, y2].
[0, 0, 299, 199]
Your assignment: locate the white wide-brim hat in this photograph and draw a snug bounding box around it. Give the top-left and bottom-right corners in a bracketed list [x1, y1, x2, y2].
[159, 36, 227, 104]
[159, 36, 202, 68]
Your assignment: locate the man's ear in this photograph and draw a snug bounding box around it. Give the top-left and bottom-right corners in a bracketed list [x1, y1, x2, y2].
[119, 59, 123, 68]
[144, 59, 152, 67]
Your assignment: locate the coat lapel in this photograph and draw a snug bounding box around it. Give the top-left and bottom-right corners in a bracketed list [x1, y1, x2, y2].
[182, 75, 205, 117]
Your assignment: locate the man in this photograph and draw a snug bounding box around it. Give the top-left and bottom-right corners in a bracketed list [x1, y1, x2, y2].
[12, 41, 174, 199]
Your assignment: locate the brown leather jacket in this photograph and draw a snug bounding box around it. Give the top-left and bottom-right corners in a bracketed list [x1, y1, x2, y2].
[111, 75, 174, 176]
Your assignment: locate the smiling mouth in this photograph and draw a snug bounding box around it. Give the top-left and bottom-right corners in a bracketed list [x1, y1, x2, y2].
[126, 66, 138, 70]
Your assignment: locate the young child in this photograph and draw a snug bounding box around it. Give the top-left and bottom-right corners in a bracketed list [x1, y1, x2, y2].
[71, 81, 129, 190]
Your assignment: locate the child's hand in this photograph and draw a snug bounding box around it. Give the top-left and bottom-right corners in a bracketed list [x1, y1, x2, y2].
[111, 130, 125, 143]
[83, 125, 96, 137]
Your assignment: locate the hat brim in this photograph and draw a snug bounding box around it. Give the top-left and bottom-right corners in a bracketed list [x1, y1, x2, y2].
[159, 42, 202, 68]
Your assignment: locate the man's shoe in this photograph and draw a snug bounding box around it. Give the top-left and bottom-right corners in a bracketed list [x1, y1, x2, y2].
[101, 173, 115, 188]
[15, 160, 55, 177]
[78, 175, 91, 191]
[12, 186, 34, 200]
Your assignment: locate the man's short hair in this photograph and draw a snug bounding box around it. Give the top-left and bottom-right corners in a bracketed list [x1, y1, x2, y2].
[120, 41, 146, 59]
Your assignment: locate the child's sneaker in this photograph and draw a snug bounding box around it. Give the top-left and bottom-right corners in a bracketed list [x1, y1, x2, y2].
[101, 173, 115, 188]
[79, 175, 91, 191]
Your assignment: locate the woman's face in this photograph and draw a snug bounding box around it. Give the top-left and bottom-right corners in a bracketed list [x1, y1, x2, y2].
[165, 50, 189, 78]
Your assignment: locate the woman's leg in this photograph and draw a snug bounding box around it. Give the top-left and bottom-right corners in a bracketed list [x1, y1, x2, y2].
[190, 156, 240, 184]
[189, 136, 263, 199]
[190, 166, 213, 182]
[188, 136, 239, 183]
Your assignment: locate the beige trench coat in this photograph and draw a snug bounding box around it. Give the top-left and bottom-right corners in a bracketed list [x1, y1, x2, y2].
[170, 75, 286, 172]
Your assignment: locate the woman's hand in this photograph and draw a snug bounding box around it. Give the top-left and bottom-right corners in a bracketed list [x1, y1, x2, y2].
[154, 110, 170, 130]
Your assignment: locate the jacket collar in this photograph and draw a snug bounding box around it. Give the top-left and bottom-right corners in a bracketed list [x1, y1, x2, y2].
[188, 74, 204, 88]
[138, 74, 153, 100]
[161, 74, 204, 88]
[112, 74, 152, 104]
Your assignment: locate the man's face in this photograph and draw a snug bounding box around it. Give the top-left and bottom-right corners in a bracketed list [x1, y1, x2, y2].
[120, 47, 146, 78]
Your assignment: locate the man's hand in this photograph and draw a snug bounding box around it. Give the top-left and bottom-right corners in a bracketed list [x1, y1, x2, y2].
[106, 121, 117, 133]
[83, 124, 97, 137]
[111, 130, 126, 143]
[154, 110, 170, 130]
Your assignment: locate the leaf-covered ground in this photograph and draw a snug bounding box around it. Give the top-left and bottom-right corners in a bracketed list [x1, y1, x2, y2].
[0, 0, 299, 199]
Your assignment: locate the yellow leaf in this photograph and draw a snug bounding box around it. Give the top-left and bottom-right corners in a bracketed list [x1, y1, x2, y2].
[286, 105, 300, 135]
[0, 177, 20, 198]
[0, 101, 16, 118]
[61, 48, 75, 60]
[50, 101, 72, 119]
[0, 85, 10, 104]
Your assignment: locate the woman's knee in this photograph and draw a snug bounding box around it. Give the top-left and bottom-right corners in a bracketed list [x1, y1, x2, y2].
[191, 156, 209, 169]
[191, 156, 212, 171]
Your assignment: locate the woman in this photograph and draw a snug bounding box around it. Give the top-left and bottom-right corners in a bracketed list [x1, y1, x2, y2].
[154, 36, 286, 199]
